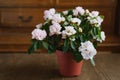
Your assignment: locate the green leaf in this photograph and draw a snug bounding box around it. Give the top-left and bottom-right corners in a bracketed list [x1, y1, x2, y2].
[78, 15, 84, 21]
[98, 30, 102, 40]
[28, 46, 34, 54]
[93, 28, 97, 35]
[100, 15, 104, 19]
[63, 21, 69, 26]
[86, 34, 92, 40]
[79, 34, 85, 42]
[28, 40, 38, 54]
[93, 41, 98, 48]
[37, 41, 42, 49]
[42, 22, 50, 33]
[42, 41, 48, 50]
[67, 15, 72, 22]
[90, 58, 95, 66]
[68, 9, 73, 15]
[48, 45, 56, 54]
[70, 41, 76, 50]
[62, 39, 69, 52]
[92, 27, 99, 36]
[72, 51, 83, 62]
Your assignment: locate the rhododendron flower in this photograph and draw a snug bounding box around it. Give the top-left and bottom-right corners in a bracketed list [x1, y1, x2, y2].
[97, 31, 106, 42]
[73, 6, 85, 16]
[62, 31, 67, 39]
[44, 8, 55, 20]
[49, 22, 62, 36]
[62, 26, 76, 39]
[28, 6, 105, 65]
[87, 11, 103, 27]
[89, 19, 98, 24]
[78, 41, 97, 60]
[32, 29, 47, 40]
[71, 18, 81, 26]
[101, 31, 106, 41]
[63, 10, 68, 15]
[89, 11, 99, 18]
[88, 16, 103, 27]
[52, 13, 65, 23]
[96, 16, 104, 27]
[85, 9, 90, 14]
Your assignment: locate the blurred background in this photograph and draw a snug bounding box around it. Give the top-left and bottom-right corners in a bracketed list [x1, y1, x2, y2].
[0, 0, 120, 53]
[0, 0, 120, 80]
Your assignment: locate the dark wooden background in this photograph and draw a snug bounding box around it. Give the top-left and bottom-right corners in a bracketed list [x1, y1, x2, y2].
[0, 0, 120, 53]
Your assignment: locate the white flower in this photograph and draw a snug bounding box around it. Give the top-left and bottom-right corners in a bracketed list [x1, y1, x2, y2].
[44, 12, 52, 20]
[49, 22, 62, 36]
[62, 31, 67, 39]
[96, 16, 103, 27]
[73, 6, 85, 16]
[87, 17, 91, 20]
[62, 26, 76, 39]
[52, 13, 65, 23]
[49, 8, 56, 15]
[96, 16, 103, 23]
[71, 18, 81, 25]
[85, 9, 90, 14]
[61, 17, 65, 22]
[44, 8, 56, 20]
[101, 31, 106, 41]
[88, 15, 103, 27]
[73, 9, 79, 16]
[78, 41, 97, 60]
[36, 23, 42, 29]
[63, 10, 68, 15]
[89, 19, 98, 24]
[97, 31, 106, 42]
[89, 11, 99, 18]
[32, 29, 47, 40]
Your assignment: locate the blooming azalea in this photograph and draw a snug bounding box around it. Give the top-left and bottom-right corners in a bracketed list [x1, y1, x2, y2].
[71, 18, 81, 26]
[62, 26, 76, 38]
[96, 31, 106, 42]
[89, 11, 99, 18]
[63, 10, 68, 15]
[32, 29, 47, 40]
[28, 6, 105, 66]
[44, 8, 56, 20]
[78, 41, 97, 60]
[49, 22, 62, 36]
[73, 6, 85, 16]
[52, 13, 65, 23]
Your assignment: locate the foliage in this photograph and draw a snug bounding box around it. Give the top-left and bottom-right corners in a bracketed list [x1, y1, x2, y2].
[28, 6, 105, 65]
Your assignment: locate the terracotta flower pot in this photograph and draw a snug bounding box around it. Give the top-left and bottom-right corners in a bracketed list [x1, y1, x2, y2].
[56, 50, 83, 77]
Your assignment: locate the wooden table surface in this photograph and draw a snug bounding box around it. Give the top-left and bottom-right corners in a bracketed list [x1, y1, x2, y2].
[0, 53, 120, 80]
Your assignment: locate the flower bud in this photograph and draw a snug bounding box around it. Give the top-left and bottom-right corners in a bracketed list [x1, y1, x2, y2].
[78, 27, 83, 33]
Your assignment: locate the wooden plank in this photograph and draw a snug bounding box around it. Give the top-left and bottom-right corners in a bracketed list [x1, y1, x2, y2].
[0, 53, 120, 80]
[95, 54, 120, 80]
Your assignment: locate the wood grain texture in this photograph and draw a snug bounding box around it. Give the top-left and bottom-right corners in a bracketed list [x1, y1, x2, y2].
[0, 0, 119, 52]
[0, 53, 120, 80]
[0, 0, 53, 7]
[0, 8, 46, 27]
[55, 0, 116, 8]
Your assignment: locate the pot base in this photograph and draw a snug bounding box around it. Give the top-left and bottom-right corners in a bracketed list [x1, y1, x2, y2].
[56, 50, 83, 77]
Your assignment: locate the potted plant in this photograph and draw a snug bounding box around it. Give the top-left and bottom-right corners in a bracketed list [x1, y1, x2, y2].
[28, 6, 105, 77]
